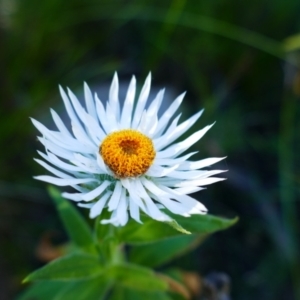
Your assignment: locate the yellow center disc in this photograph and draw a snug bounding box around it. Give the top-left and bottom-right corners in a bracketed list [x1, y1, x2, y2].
[99, 129, 156, 178]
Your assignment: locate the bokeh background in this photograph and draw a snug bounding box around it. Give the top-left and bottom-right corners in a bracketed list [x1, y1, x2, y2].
[1, 0, 300, 299]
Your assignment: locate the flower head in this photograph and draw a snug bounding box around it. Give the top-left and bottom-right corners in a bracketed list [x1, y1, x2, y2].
[32, 73, 225, 226]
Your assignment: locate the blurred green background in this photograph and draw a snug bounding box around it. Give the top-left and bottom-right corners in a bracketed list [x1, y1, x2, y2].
[1, 0, 300, 299]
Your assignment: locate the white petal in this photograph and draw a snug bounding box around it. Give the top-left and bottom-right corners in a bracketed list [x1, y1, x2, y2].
[153, 92, 185, 137]
[150, 195, 190, 216]
[141, 177, 166, 198]
[136, 110, 147, 132]
[95, 94, 110, 134]
[195, 169, 227, 178]
[71, 122, 94, 149]
[131, 73, 151, 128]
[38, 137, 73, 160]
[135, 180, 171, 222]
[34, 158, 73, 178]
[156, 123, 214, 158]
[115, 196, 128, 226]
[139, 89, 164, 135]
[34, 176, 97, 186]
[146, 89, 164, 118]
[61, 192, 83, 202]
[84, 82, 97, 121]
[129, 197, 141, 223]
[89, 192, 112, 218]
[109, 72, 120, 121]
[177, 157, 226, 170]
[105, 102, 120, 132]
[155, 110, 204, 151]
[107, 182, 123, 211]
[153, 177, 181, 187]
[175, 177, 225, 187]
[37, 151, 81, 173]
[142, 177, 207, 215]
[50, 109, 72, 137]
[121, 179, 147, 212]
[67, 88, 89, 125]
[174, 186, 204, 194]
[146, 164, 179, 177]
[72, 153, 105, 174]
[153, 114, 181, 146]
[81, 111, 105, 144]
[165, 170, 212, 180]
[71, 185, 89, 193]
[32, 119, 94, 154]
[78, 203, 93, 208]
[62, 185, 92, 200]
[120, 76, 136, 128]
[158, 185, 207, 213]
[81, 181, 111, 201]
[96, 153, 112, 174]
[146, 115, 158, 137]
[154, 152, 197, 167]
[59, 86, 86, 138]
[165, 169, 226, 181]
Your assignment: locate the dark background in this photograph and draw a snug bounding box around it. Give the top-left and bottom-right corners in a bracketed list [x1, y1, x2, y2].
[1, 0, 300, 299]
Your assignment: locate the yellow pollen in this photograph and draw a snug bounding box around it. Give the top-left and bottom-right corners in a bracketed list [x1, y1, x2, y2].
[100, 129, 156, 178]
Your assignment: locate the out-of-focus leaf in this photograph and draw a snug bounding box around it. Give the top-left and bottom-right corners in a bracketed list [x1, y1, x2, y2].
[283, 34, 300, 52]
[23, 252, 102, 282]
[117, 213, 237, 244]
[110, 285, 172, 300]
[48, 186, 96, 254]
[53, 276, 112, 300]
[106, 263, 168, 291]
[129, 234, 205, 267]
[17, 281, 66, 300]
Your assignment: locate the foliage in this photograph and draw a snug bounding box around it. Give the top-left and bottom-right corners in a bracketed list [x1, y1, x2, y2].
[0, 0, 300, 299]
[19, 188, 236, 299]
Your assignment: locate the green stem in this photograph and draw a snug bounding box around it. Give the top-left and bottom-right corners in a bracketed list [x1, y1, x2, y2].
[94, 212, 124, 265]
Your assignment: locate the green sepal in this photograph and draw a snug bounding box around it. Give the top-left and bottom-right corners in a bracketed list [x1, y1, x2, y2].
[23, 252, 103, 282]
[48, 186, 96, 254]
[129, 234, 205, 268]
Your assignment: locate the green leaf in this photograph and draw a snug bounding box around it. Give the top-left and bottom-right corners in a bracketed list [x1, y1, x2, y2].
[48, 186, 96, 253]
[117, 216, 177, 244]
[106, 263, 168, 291]
[17, 281, 66, 300]
[166, 218, 191, 234]
[169, 213, 239, 234]
[117, 214, 238, 244]
[53, 276, 112, 300]
[129, 234, 205, 268]
[23, 252, 103, 282]
[110, 285, 172, 300]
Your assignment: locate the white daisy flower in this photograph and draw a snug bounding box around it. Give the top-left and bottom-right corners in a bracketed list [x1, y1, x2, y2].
[32, 73, 225, 227]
